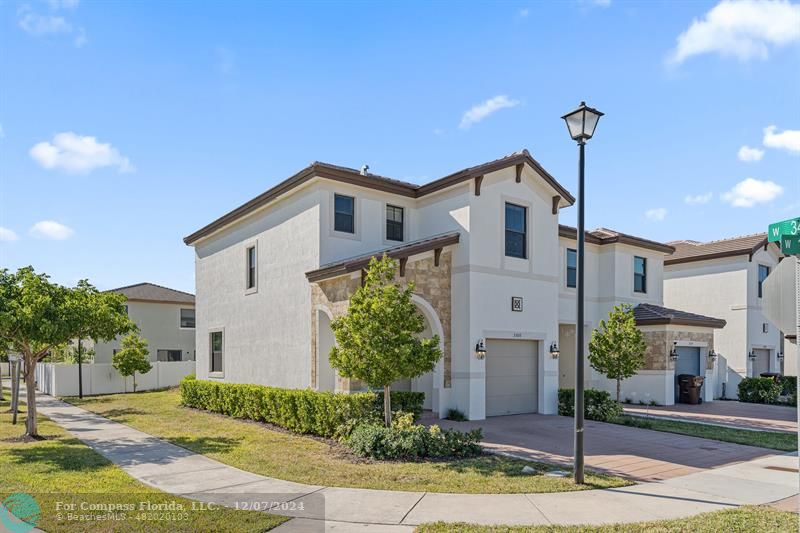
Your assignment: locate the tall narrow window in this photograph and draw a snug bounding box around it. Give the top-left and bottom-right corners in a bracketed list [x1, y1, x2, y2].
[210, 331, 223, 373]
[566, 248, 577, 288]
[758, 264, 770, 298]
[386, 205, 404, 242]
[334, 194, 355, 233]
[505, 203, 527, 259]
[180, 308, 195, 328]
[246, 245, 256, 290]
[634, 256, 647, 293]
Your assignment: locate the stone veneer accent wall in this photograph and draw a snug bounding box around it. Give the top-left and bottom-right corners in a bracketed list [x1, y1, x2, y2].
[309, 251, 453, 391]
[642, 329, 715, 371]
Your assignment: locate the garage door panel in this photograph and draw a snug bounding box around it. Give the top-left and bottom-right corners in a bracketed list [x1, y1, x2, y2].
[486, 340, 538, 417]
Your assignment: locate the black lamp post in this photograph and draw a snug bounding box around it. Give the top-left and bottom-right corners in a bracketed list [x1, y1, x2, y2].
[561, 101, 603, 485]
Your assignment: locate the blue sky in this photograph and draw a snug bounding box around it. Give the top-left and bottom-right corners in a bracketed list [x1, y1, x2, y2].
[1, 0, 798, 293]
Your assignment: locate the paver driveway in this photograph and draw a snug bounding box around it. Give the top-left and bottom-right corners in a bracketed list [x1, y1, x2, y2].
[624, 401, 798, 433]
[436, 414, 780, 482]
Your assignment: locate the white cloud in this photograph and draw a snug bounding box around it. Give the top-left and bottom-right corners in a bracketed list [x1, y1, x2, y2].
[737, 145, 765, 161]
[519, 8, 530, 17]
[17, 2, 86, 47]
[667, 0, 800, 65]
[0, 227, 19, 242]
[29, 220, 74, 240]
[685, 192, 714, 204]
[48, 0, 80, 9]
[459, 95, 520, 129]
[645, 208, 668, 221]
[763, 125, 800, 153]
[30, 132, 134, 174]
[722, 177, 783, 207]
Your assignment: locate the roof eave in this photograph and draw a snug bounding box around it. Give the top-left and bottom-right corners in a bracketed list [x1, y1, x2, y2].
[635, 317, 727, 329]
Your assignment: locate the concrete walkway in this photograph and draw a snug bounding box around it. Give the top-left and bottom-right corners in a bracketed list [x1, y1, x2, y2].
[36, 395, 799, 532]
[624, 401, 798, 434]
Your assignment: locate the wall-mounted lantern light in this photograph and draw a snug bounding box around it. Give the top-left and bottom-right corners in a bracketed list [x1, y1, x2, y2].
[748, 350, 756, 360]
[549, 342, 560, 359]
[777, 351, 784, 361]
[669, 342, 679, 362]
[475, 338, 487, 360]
[708, 349, 719, 362]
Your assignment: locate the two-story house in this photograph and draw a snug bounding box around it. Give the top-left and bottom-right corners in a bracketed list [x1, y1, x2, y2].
[93, 283, 197, 364]
[185, 150, 725, 419]
[663, 234, 784, 399]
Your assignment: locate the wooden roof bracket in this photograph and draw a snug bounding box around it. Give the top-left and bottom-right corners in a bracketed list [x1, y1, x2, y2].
[552, 195, 561, 215]
[434, 247, 442, 267]
[515, 163, 524, 183]
[399, 257, 408, 277]
[474, 175, 483, 196]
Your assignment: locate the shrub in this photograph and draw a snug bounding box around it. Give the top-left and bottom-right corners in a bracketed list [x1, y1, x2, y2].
[779, 375, 797, 397]
[445, 408, 467, 421]
[348, 419, 483, 460]
[738, 377, 782, 404]
[558, 388, 623, 422]
[374, 391, 425, 420]
[180, 378, 378, 439]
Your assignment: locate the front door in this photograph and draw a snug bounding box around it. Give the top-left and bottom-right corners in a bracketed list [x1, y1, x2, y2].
[675, 346, 702, 402]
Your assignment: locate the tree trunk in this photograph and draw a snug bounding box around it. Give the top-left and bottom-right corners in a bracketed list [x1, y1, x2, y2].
[24, 358, 38, 437]
[616, 378, 621, 404]
[0, 365, 4, 401]
[383, 384, 392, 427]
[133, 372, 137, 392]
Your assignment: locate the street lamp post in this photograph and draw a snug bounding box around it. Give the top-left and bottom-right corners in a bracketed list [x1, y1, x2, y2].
[561, 101, 603, 485]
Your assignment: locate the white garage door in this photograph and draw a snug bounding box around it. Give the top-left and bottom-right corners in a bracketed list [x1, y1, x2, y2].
[486, 339, 538, 416]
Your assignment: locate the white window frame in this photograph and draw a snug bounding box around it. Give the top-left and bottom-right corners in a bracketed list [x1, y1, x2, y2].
[178, 307, 196, 330]
[244, 240, 258, 295]
[383, 202, 407, 244]
[209, 328, 225, 377]
[329, 192, 361, 241]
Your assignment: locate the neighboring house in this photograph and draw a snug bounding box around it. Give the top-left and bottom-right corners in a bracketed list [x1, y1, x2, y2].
[93, 283, 196, 364]
[663, 234, 785, 399]
[185, 150, 724, 419]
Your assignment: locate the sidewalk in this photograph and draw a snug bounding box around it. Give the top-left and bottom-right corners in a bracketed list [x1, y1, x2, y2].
[623, 401, 798, 434]
[35, 395, 798, 531]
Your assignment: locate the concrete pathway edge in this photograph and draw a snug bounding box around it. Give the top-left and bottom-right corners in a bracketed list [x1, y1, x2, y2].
[33, 395, 799, 529]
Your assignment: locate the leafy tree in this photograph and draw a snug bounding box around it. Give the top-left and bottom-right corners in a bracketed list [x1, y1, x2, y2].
[113, 334, 152, 392]
[330, 256, 442, 426]
[0, 267, 133, 437]
[48, 343, 96, 364]
[588, 304, 647, 403]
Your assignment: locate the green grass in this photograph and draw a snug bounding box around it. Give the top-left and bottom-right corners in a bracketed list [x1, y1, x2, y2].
[0, 399, 287, 532]
[416, 506, 798, 532]
[66, 388, 629, 494]
[615, 415, 798, 452]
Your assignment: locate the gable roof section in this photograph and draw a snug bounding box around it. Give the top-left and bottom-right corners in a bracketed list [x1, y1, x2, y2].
[633, 303, 726, 329]
[306, 231, 460, 282]
[184, 150, 573, 245]
[108, 282, 195, 305]
[665, 233, 769, 266]
[559, 225, 675, 254]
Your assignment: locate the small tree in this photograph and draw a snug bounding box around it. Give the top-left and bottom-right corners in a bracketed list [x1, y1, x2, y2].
[113, 334, 152, 392]
[330, 256, 442, 426]
[0, 267, 133, 437]
[588, 304, 646, 403]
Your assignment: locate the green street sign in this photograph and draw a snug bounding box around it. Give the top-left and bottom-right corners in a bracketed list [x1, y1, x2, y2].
[768, 217, 799, 242]
[781, 234, 800, 255]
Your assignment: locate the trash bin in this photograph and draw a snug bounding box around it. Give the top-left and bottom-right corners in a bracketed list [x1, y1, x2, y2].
[677, 374, 704, 404]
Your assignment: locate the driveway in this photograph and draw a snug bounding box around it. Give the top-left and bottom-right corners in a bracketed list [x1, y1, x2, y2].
[436, 414, 780, 482]
[623, 401, 797, 433]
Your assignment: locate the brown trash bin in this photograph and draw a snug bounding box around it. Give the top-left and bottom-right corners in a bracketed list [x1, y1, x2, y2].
[678, 374, 704, 404]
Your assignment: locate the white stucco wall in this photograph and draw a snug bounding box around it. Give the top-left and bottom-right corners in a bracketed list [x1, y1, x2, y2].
[94, 301, 195, 364]
[194, 184, 321, 388]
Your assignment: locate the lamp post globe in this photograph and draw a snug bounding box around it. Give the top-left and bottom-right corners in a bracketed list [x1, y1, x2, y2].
[562, 101, 602, 485]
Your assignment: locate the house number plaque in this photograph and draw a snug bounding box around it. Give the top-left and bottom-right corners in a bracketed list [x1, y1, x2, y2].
[511, 296, 523, 312]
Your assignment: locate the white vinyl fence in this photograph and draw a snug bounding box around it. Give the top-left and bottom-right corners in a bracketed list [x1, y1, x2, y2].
[35, 361, 195, 397]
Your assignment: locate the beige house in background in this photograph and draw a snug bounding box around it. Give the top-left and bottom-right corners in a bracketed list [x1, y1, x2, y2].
[664, 234, 785, 399]
[93, 283, 196, 364]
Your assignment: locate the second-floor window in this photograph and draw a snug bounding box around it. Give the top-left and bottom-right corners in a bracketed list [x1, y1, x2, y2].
[246, 245, 257, 290]
[566, 248, 577, 288]
[334, 194, 355, 233]
[634, 256, 647, 293]
[386, 205, 404, 241]
[758, 264, 770, 298]
[180, 308, 195, 328]
[505, 203, 527, 259]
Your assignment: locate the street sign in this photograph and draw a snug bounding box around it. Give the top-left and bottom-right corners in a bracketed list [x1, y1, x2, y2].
[780, 234, 800, 255]
[768, 217, 799, 242]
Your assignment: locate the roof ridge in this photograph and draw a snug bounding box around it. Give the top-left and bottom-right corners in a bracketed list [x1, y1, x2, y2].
[108, 282, 195, 297]
[700, 232, 766, 245]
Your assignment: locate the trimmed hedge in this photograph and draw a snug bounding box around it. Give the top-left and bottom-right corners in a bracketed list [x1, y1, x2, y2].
[779, 375, 797, 398]
[558, 388, 623, 422]
[738, 377, 782, 404]
[180, 378, 378, 439]
[375, 391, 425, 419]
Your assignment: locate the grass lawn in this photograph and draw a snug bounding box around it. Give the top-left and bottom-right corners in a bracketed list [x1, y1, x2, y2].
[67, 388, 629, 494]
[615, 415, 798, 452]
[416, 506, 798, 532]
[0, 399, 287, 532]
